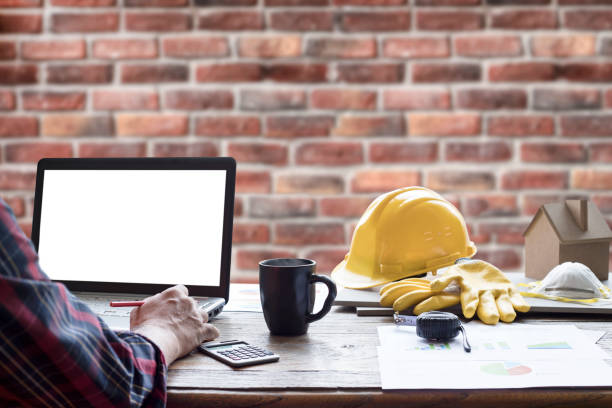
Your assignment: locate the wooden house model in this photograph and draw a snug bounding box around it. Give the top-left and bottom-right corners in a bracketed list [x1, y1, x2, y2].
[523, 199, 612, 281]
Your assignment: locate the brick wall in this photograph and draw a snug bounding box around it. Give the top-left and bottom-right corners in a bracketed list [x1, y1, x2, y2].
[1, 0, 611, 282]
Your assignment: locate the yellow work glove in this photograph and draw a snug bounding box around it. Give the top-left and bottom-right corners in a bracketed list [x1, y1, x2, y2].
[417, 260, 530, 324]
[378, 278, 460, 313]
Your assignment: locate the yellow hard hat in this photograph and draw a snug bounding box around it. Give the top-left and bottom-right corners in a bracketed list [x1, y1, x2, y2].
[331, 186, 476, 289]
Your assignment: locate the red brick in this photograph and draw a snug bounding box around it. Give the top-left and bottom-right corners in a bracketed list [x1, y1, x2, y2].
[457, 89, 526, 110]
[126, 13, 191, 32]
[249, 196, 315, 218]
[241, 90, 306, 110]
[0, 171, 36, 190]
[417, 11, 483, 31]
[233, 224, 270, 244]
[0, 91, 15, 111]
[47, 64, 112, 84]
[5, 143, 72, 163]
[370, 142, 438, 163]
[227, 142, 288, 165]
[464, 195, 518, 217]
[198, 11, 263, 30]
[413, 63, 480, 83]
[383, 89, 450, 110]
[334, 0, 404, 4]
[52, 0, 115, 5]
[487, 0, 550, 4]
[22, 40, 85, 60]
[264, 64, 327, 83]
[0, 117, 38, 138]
[93, 39, 157, 59]
[383, 38, 449, 59]
[275, 223, 344, 245]
[304, 249, 345, 274]
[93, 90, 158, 110]
[235, 249, 298, 272]
[0, 65, 37, 84]
[0, 0, 41, 5]
[196, 116, 260, 137]
[163, 37, 228, 58]
[561, 64, 612, 82]
[312, 89, 376, 110]
[266, 115, 334, 138]
[319, 196, 373, 218]
[125, 0, 186, 5]
[521, 143, 586, 163]
[0, 42, 16, 60]
[341, 12, 410, 32]
[337, 64, 403, 83]
[296, 142, 363, 166]
[2, 197, 25, 218]
[352, 170, 420, 193]
[333, 115, 404, 137]
[52, 13, 118, 33]
[479, 222, 527, 245]
[23, 92, 85, 111]
[455, 36, 522, 57]
[446, 142, 512, 162]
[488, 115, 554, 137]
[195, 0, 255, 4]
[234, 197, 243, 218]
[489, 63, 556, 82]
[116, 114, 187, 137]
[276, 174, 343, 194]
[502, 171, 567, 190]
[237, 171, 271, 193]
[565, 11, 612, 30]
[427, 171, 495, 191]
[572, 170, 612, 190]
[590, 143, 612, 163]
[306, 38, 376, 59]
[122, 65, 187, 83]
[0, 14, 42, 33]
[79, 142, 147, 158]
[531, 35, 595, 57]
[474, 249, 521, 271]
[270, 11, 333, 31]
[409, 114, 480, 136]
[522, 194, 564, 216]
[491, 10, 557, 29]
[42, 115, 113, 137]
[561, 115, 612, 137]
[196, 63, 261, 82]
[238, 37, 301, 58]
[153, 142, 218, 157]
[534, 89, 600, 110]
[593, 194, 612, 214]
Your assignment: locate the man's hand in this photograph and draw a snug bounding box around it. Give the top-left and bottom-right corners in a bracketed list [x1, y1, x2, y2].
[130, 285, 219, 365]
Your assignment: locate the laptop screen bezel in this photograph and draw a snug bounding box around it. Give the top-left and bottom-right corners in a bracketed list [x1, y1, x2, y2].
[31, 157, 235, 302]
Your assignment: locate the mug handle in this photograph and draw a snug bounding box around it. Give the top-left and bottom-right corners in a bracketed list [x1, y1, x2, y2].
[305, 274, 337, 323]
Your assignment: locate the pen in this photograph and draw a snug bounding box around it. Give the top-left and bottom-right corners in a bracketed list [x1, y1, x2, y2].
[110, 301, 145, 307]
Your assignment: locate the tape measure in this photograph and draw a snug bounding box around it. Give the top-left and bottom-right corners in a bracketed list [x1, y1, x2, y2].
[394, 311, 471, 352]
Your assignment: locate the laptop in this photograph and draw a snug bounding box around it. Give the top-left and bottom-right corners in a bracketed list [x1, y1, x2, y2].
[31, 157, 236, 330]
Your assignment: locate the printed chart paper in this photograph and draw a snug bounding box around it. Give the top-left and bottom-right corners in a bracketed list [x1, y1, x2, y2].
[377, 323, 612, 389]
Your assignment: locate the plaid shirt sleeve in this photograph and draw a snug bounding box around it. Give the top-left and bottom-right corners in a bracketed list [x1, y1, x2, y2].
[0, 198, 167, 408]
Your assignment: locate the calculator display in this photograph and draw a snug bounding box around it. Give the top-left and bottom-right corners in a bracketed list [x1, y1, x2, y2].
[209, 344, 237, 351]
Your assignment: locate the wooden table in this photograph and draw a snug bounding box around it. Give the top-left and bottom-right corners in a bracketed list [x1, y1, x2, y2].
[167, 306, 612, 408]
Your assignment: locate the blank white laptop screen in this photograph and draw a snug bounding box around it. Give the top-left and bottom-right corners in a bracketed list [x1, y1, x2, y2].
[37, 169, 226, 287]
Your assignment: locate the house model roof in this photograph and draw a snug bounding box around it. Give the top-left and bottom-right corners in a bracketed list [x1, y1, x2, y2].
[523, 201, 612, 244]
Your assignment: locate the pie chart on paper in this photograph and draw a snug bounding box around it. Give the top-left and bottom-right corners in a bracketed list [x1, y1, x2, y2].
[480, 361, 532, 376]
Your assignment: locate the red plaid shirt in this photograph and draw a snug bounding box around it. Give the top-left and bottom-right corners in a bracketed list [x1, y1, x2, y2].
[0, 198, 167, 407]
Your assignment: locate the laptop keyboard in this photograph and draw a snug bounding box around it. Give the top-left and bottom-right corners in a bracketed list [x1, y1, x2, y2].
[76, 293, 148, 317]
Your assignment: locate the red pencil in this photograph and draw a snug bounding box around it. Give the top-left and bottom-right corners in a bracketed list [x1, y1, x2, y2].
[110, 301, 145, 307]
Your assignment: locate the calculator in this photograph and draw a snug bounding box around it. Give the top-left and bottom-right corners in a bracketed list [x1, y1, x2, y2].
[198, 340, 280, 368]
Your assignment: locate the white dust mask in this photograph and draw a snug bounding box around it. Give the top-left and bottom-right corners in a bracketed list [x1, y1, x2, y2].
[520, 262, 611, 304]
